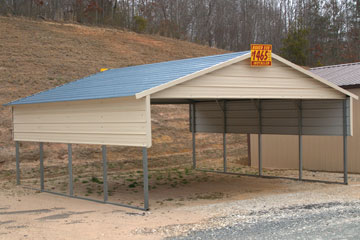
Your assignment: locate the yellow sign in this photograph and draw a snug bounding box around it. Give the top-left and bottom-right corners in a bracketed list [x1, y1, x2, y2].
[100, 68, 109, 72]
[251, 44, 272, 66]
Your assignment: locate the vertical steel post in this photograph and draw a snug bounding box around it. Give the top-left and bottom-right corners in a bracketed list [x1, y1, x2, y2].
[142, 147, 149, 210]
[343, 99, 348, 185]
[298, 100, 303, 180]
[102, 145, 108, 202]
[68, 144, 73, 196]
[191, 103, 196, 169]
[15, 141, 20, 185]
[247, 134, 251, 166]
[39, 142, 44, 191]
[258, 100, 262, 176]
[223, 100, 227, 172]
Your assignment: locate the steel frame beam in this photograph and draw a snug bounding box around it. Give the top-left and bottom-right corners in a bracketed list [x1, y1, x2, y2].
[191, 103, 196, 169]
[298, 100, 303, 180]
[247, 134, 251, 166]
[258, 100, 262, 176]
[22, 186, 146, 211]
[343, 98, 348, 185]
[223, 100, 227, 173]
[142, 147, 149, 210]
[15, 141, 20, 185]
[102, 145, 108, 202]
[68, 144, 73, 196]
[40, 142, 44, 191]
[197, 169, 346, 185]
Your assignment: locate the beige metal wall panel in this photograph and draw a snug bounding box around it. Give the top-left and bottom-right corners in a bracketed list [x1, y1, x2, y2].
[13, 97, 151, 147]
[251, 134, 299, 169]
[193, 101, 224, 133]
[226, 100, 259, 134]
[145, 95, 152, 147]
[251, 135, 344, 171]
[192, 99, 348, 136]
[250, 88, 360, 173]
[13, 132, 148, 146]
[302, 136, 344, 171]
[261, 100, 298, 135]
[191, 100, 259, 134]
[347, 88, 360, 172]
[301, 99, 348, 136]
[151, 59, 345, 100]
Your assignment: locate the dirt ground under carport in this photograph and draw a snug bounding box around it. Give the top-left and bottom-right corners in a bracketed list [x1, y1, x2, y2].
[1, 169, 360, 240]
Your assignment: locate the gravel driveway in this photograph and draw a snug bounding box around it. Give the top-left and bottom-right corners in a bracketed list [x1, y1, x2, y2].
[165, 185, 360, 240]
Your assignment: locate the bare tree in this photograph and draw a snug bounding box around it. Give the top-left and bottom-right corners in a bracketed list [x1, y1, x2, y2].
[0, 0, 358, 65]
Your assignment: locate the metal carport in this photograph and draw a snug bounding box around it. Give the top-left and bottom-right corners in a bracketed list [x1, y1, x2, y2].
[4, 51, 358, 211]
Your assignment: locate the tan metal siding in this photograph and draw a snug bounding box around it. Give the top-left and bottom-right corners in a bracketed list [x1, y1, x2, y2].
[250, 89, 360, 173]
[192, 101, 260, 134]
[151, 59, 345, 100]
[13, 97, 151, 147]
[226, 100, 259, 134]
[194, 102, 224, 133]
[261, 100, 298, 135]
[301, 100, 349, 136]
[145, 95, 152, 147]
[251, 135, 299, 169]
[192, 99, 348, 136]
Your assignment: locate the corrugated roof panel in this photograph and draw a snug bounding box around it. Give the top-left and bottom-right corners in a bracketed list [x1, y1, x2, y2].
[5, 51, 249, 105]
[311, 62, 360, 87]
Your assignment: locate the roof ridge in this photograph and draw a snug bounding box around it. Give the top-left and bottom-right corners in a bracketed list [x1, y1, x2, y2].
[311, 62, 360, 70]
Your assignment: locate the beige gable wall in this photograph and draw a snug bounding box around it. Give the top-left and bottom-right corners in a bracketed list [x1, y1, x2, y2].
[250, 88, 360, 173]
[13, 96, 152, 147]
[151, 58, 345, 100]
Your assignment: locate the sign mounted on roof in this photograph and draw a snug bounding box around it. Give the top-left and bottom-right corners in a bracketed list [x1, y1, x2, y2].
[251, 44, 272, 66]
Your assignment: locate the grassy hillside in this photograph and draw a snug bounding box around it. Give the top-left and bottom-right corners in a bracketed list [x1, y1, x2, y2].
[0, 17, 248, 186]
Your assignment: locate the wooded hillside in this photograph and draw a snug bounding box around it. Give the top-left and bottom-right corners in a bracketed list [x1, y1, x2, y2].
[1, 0, 359, 66]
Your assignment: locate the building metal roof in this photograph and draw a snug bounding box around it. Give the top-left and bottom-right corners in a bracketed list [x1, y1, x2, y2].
[5, 51, 249, 106]
[311, 62, 360, 87]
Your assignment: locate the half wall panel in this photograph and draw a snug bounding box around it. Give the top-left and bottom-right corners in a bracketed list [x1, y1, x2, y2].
[13, 97, 151, 147]
[190, 99, 350, 136]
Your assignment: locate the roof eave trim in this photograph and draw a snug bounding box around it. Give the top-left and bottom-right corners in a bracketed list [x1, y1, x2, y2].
[272, 54, 359, 100]
[135, 52, 251, 99]
[3, 95, 137, 106]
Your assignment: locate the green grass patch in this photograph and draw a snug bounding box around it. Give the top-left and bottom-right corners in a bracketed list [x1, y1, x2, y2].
[128, 181, 138, 188]
[91, 176, 103, 184]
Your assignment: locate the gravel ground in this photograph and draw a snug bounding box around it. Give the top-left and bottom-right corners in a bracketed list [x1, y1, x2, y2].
[169, 201, 360, 239]
[158, 185, 360, 240]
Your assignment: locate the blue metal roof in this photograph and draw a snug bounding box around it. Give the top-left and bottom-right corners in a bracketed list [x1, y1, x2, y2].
[5, 51, 249, 106]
